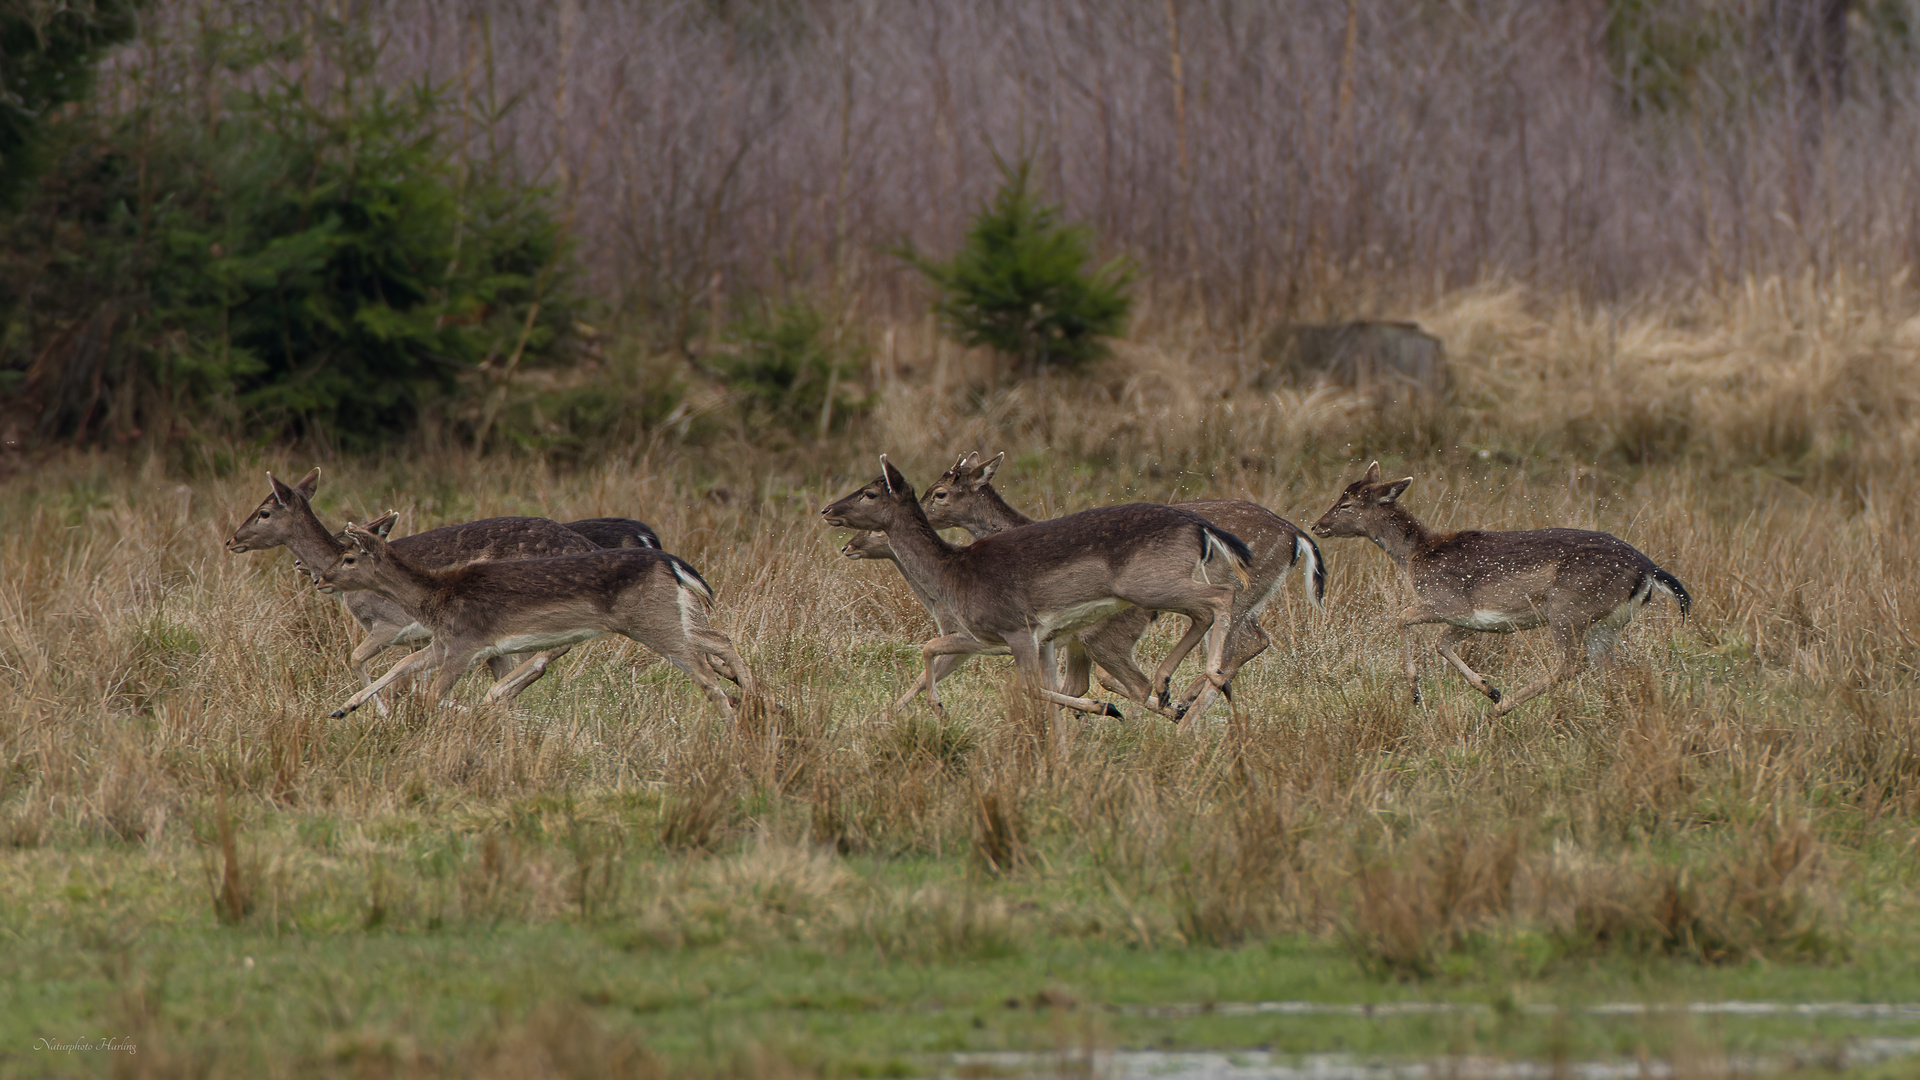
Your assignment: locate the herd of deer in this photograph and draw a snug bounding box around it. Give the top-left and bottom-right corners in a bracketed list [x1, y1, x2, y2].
[223, 457, 1691, 726]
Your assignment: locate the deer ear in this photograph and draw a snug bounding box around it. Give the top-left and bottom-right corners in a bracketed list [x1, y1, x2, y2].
[951, 452, 976, 477]
[267, 471, 296, 507]
[880, 455, 908, 495]
[1363, 461, 1382, 484]
[974, 452, 1004, 486]
[365, 510, 399, 538]
[295, 467, 321, 499]
[1378, 478, 1413, 504]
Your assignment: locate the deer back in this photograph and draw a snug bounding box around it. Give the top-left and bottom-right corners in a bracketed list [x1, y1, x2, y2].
[562, 517, 662, 550]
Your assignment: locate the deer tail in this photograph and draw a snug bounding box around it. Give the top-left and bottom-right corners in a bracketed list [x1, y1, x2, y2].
[667, 555, 715, 607]
[1199, 524, 1253, 589]
[1295, 531, 1327, 609]
[1648, 565, 1691, 618]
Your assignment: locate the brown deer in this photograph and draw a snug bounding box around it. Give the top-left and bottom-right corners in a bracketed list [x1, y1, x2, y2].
[225, 469, 658, 704]
[840, 529, 1125, 716]
[821, 457, 1250, 723]
[920, 452, 1325, 717]
[316, 523, 755, 720]
[1311, 462, 1691, 714]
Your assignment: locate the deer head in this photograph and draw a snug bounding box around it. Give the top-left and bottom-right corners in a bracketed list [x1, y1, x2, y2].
[820, 455, 918, 533]
[1311, 461, 1414, 539]
[317, 517, 401, 593]
[920, 450, 1007, 532]
[226, 468, 321, 552]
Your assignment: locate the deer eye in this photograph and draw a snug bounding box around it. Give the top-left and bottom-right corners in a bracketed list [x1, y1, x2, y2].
[933, 490, 948, 500]
[258, 511, 270, 519]
[343, 556, 356, 565]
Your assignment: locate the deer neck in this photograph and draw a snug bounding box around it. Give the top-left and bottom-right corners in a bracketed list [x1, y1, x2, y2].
[879, 497, 962, 594]
[1366, 505, 1429, 572]
[364, 552, 440, 614]
[970, 485, 1033, 535]
[284, 500, 348, 569]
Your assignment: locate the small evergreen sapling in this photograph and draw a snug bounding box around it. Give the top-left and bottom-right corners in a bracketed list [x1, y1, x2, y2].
[908, 160, 1133, 377]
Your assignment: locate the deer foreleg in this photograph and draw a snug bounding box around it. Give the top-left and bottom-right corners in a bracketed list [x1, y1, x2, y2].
[919, 633, 995, 712]
[483, 647, 573, 705]
[1434, 625, 1502, 703]
[349, 629, 405, 717]
[1008, 634, 1074, 756]
[1075, 609, 1156, 704]
[332, 646, 442, 718]
[890, 654, 968, 712]
[1397, 604, 1445, 706]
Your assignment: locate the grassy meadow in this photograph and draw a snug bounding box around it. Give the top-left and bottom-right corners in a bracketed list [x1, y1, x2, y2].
[7, 281, 1920, 1077]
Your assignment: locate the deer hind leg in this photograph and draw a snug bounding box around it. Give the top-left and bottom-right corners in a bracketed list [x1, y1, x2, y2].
[1175, 616, 1270, 717]
[629, 631, 742, 723]
[687, 628, 754, 696]
[1493, 619, 1589, 716]
[1434, 625, 1503, 703]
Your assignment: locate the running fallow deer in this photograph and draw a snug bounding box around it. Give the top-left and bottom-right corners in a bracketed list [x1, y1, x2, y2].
[225, 469, 657, 703]
[821, 457, 1250, 723]
[1311, 462, 1691, 714]
[316, 523, 754, 720]
[920, 452, 1325, 717]
[841, 528, 1125, 715]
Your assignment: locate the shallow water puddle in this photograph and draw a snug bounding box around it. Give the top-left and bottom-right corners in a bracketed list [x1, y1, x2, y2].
[935, 1003, 1920, 1079]
[1114, 1000, 1920, 1020]
[941, 1037, 1920, 1079]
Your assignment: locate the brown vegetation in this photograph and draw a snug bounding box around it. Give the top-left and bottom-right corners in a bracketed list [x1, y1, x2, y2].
[4, 285, 1915, 987]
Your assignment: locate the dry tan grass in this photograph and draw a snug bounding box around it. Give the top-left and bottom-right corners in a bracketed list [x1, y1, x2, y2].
[3, 283, 1918, 1008]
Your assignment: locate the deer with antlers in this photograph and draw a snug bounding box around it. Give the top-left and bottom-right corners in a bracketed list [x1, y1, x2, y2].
[1311, 462, 1691, 714]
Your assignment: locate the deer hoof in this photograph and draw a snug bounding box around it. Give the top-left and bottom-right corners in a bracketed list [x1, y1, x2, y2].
[329, 708, 350, 719]
[1101, 703, 1124, 719]
[1486, 686, 1503, 704]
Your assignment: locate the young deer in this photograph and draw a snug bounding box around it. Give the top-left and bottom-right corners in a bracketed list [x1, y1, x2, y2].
[840, 529, 1122, 716]
[316, 523, 755, 720]
[1311, 462, 1691, 714]
[822, 457, 1250, 723]
[225, 469, 657, 703]
[920, 452, 1325, 716]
